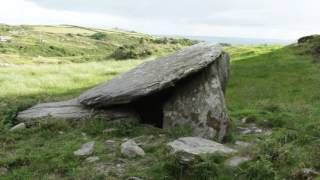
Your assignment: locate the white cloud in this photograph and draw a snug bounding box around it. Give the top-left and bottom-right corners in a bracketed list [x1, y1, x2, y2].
[0, 0, 130, 29]
[0, 0, 320, 39]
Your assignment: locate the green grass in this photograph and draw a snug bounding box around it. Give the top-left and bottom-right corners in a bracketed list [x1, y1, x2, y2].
[0, 25, 320, 179]
[0, 24, 197, 64]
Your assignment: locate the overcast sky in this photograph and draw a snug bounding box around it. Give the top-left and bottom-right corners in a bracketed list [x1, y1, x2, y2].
[0, 0, 319, 40]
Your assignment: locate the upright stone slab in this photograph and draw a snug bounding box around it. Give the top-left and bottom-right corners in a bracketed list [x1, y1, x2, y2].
[163, 53, 230, 141]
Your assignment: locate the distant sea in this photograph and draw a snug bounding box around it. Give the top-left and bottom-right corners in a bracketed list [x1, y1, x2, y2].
[168, 35, 295, 45]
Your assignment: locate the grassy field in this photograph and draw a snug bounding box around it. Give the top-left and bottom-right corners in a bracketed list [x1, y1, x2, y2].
[0, 24, 196, 64]
[1, 25, 320, 179]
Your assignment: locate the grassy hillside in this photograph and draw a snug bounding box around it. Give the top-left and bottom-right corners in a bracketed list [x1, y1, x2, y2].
[0, 24, 196, 64]
[0, 26, 320, 179]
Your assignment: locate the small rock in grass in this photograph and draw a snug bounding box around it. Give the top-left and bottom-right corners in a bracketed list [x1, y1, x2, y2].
[121, 140, 145, 158]
[225, 156, 251, 167]
[302, 168, 320, 175]
[264, 130, 273, 136]
[86, 156, 100, 163]
[126, 177, 142, 180]
[0, 167, 8, 176]
[103, 128, 117, 134]
[237, 124, 263, 135]
[241, 117, 248, 124]
[74, 141, 95, 156]
[105, 140, 117, 151]
[294, 168, 320, 179]
[235, 141, 251, 148]
[10, 123, 26, 132]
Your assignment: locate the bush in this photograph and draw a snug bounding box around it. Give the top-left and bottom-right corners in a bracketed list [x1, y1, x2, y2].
[90, 32, 108, 40]
[112, 45, 153, 60]
[151, 37, 197, 46]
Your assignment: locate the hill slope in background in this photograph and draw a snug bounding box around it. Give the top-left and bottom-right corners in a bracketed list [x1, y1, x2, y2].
[182, 35, 293, 45]
[0, 26, 320, 179]
[0, 24, 196, 64]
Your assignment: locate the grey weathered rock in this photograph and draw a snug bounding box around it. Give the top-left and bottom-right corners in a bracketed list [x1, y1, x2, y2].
[126, 177, 142, 180]
[85, 156, 100, 163]
[225, 156, 251, 167]
[121, 140, 145, 158]
[163, 53, 230, 140]
[294, 168, 320, 179]
[237, 123, 263, 135]
[168, 137, 236, 162]
[10, 123, 26, 132]
[79, 43, 224, 107]
[16, 99, 139, 124]
[105, 140, 117, 151]
[0, 167, 8, 176]
[74, 141, 95, 156]
[235, 141, 252, 148]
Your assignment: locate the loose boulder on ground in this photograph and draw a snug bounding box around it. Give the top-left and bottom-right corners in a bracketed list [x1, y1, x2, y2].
[168, 137, 236, 163]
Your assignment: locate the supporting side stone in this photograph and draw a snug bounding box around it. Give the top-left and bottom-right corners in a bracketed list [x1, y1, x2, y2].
[163, 53, 230, 141]
[16, 99, 140, 124]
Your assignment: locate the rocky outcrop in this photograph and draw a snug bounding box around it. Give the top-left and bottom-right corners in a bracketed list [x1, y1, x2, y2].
[16, 99, 139, 124]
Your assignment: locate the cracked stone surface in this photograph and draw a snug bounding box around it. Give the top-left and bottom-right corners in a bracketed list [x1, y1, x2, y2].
[163, 53, 230, 140]
[79, 43, 224, 108]
[17, 99, 139, 124]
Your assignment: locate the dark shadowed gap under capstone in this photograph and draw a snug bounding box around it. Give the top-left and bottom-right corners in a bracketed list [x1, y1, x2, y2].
[130, 67, 208, 128]
[132, 88, 174, 128]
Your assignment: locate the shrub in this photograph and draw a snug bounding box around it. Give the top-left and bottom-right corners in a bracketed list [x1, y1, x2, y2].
[90, 32, 108, 40]
[112, 45, 153, 60]
[151, 37, 197, 46]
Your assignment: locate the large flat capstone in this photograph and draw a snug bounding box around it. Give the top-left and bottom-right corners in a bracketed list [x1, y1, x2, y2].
[16, 99, 139, 124]
[79, 43, 223, 108]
